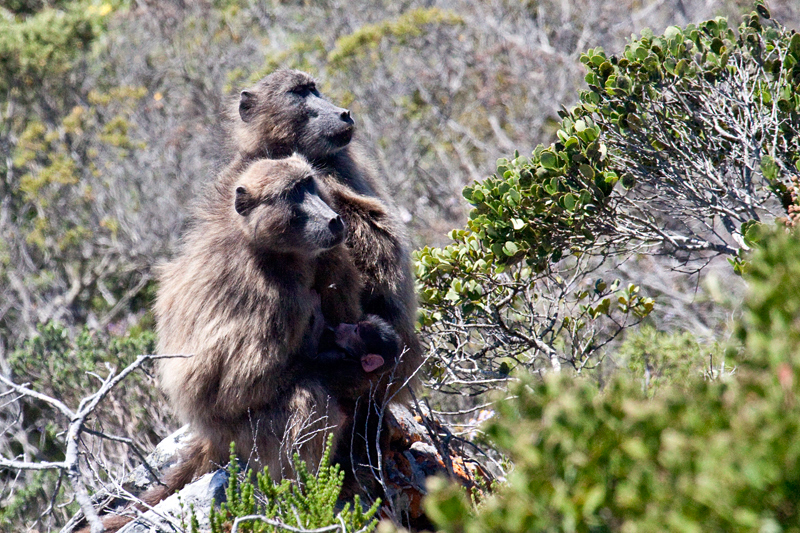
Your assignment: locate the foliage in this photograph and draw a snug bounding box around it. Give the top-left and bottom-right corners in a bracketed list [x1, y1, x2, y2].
[0, 0, 158, 350]
[206, 437, 380, 533]
[0, 1, 118, 95]
[424, 226, 800, 533]
[736, 225, 800, 371]
[327, 8, 464, 67]
[0, 321, 168, 530]
[7, 320, 156, 408]
[577, 1, 800, 260]
[619, 325, 721, 396]
[414, 3, 800, 394]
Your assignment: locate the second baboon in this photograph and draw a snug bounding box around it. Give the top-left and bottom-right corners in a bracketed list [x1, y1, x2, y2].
[156, 155, 359, 478]
[85, 156, 363, 533]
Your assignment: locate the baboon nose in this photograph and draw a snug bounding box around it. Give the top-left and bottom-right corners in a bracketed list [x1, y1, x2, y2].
[340, 109, 351, 121]
[329, 215, 345, 238]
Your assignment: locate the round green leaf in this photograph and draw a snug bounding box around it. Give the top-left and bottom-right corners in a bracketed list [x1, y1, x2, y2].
[540, 151, 558, 169]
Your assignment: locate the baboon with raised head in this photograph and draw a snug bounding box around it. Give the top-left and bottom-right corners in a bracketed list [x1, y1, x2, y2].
[221, 69, 421, 393]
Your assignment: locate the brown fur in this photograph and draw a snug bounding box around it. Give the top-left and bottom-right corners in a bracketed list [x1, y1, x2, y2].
[83, 156, 361, 533]
[156, 156, 357, 475]
[227, 69, 421, 394]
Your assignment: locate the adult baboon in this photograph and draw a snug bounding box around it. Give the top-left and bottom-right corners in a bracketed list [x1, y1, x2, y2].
[83, 156, 362, 533]
[221, 69, 421, 394]
[156, 156, 358, 479]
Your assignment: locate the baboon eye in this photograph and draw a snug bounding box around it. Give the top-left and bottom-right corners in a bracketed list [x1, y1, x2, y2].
[290, 85, 311, 96]
[290, 176, 314, 196]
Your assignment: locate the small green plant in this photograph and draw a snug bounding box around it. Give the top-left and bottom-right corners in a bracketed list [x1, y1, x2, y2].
[206, 437, 380, 533]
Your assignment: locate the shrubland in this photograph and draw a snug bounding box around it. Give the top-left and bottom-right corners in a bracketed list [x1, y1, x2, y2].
[424, 226, 800, 533]
[2, 0, 800, 531]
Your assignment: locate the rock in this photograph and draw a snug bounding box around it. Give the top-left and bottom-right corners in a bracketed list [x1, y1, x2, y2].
[117, 469, 228, 533]
[61, 427, 192, 533]
[381, 404, 495, 530]
[122, 425, 191, 494]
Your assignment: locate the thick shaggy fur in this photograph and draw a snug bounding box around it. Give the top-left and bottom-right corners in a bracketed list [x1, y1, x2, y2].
[155, 156, 357, 478]
[85, 157, 360, 531]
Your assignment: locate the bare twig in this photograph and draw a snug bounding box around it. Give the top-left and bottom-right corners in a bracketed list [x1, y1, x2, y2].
[0, 354, 192, 533]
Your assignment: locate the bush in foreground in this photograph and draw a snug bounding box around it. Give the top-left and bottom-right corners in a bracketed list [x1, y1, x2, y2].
[204, 438, 380, 533]
[424, 227, 800, 532]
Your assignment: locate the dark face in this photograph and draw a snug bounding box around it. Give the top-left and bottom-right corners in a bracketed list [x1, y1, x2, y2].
[333, 315, 401, 360]
[234, 158, 345, 256]
[239, 70, 355, 161]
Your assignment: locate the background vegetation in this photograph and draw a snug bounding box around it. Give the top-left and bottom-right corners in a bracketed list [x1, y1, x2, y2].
[1, 0, 800, 531]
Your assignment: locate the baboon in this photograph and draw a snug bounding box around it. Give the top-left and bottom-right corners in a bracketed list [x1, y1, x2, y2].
[312, 314, 402, 402]
[306, 314, 403, 499]
[156, 155, 359, 476]
[84, 156, 361, 533]
[220, 69, 421, 394]
[86, 70, 420, 529]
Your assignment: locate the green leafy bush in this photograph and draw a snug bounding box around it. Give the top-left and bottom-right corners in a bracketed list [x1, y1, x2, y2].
[619, 325, 721, 396]
[415, 2, 798, 394]
[0, 1, 117, 94]
[424, 226, 800, 532]
[206, 438, 380, 533]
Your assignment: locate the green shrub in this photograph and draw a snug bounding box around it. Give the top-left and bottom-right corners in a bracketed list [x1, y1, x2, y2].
[206, 438, 380, 533]
[414, 2, 799, 391]
[619, 326, 720, 396]
[424, 226, 800, 532]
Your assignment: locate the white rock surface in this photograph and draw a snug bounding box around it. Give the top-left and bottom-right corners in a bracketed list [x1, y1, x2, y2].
[117, 469, 228, 533]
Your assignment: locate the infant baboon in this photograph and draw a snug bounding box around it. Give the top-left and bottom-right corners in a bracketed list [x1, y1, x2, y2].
[312, 314, 402, 401]
[306, 314, 402, 499]
[220, 69, 421, 393]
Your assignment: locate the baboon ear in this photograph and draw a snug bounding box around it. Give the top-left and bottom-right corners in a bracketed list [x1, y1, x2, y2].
[234, 186, 257, 216]
[239, 91, 258, 122]
[361, 354, 385, 373]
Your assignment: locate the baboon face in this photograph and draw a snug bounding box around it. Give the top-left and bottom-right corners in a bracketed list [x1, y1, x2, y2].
[331, 315, 401, 372]
[234, 157, 345, 255]
[238, 70, 355, 161]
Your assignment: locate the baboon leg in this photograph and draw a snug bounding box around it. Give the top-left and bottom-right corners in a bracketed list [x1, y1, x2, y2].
[232, 381, 343, 480]
[283, 379, 344, 473]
